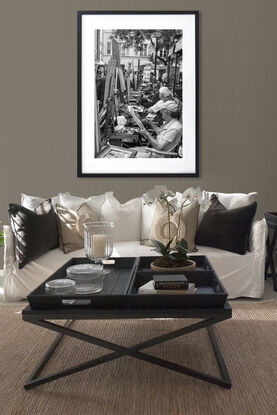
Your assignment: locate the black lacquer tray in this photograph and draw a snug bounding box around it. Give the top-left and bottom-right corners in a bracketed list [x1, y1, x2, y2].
[27, 256, 228, 310]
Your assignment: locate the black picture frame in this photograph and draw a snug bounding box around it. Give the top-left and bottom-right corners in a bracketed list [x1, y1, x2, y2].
[77, 10, 199, 177]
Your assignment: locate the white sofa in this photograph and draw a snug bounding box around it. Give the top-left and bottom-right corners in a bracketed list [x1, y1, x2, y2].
[3, 190, 267, 302]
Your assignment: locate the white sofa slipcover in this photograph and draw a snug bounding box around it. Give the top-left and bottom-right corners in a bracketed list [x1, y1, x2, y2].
[3, 216, 267, 302]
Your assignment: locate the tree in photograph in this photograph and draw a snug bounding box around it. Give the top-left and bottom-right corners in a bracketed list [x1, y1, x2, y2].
[112, 29, 182, 64]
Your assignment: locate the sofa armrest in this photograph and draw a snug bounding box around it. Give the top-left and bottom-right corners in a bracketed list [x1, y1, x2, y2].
[249, 219, 268, 259]
[3, 225, 15, 273]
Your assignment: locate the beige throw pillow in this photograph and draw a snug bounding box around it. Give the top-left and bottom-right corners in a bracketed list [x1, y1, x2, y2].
[147, 200, 200, 252]
[56, 203, 98, 253]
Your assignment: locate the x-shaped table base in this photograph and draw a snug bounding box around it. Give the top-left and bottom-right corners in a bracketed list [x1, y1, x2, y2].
[23, 316, 231, 390]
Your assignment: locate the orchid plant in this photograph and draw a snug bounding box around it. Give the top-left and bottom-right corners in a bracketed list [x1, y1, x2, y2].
[142, 185, 211, 266]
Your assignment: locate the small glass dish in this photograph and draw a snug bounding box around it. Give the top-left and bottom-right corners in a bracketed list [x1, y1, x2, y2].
[45, 279, 76, 295]
[66, 263, 103, 294]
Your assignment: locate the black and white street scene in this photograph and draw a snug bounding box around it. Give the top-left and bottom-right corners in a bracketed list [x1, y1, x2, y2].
[94, 29, 183, 159]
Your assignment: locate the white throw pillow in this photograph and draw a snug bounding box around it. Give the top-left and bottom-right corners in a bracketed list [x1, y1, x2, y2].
[100, 193, 142, 242]
[59, 192, 107, 217]
[21, 193, 63, 210]
[140, 200, 156, 241]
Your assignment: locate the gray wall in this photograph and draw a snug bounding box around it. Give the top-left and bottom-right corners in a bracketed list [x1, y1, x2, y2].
[0, 0, 276, 229]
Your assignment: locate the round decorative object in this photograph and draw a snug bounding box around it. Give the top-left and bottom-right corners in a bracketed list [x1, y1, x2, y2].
[45, 279, 76, 294]
[154, 215, 186, 247]
[66, 263, 104, 294]
[150, 259, 196, 272]
[66, 264, 103, 279]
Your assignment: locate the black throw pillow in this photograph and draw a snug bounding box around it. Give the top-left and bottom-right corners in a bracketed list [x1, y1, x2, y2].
[8, 199, 59, 269]
[195, 194, 257, 255]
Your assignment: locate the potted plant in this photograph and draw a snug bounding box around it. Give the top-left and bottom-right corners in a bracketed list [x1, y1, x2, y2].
[151, 238, 196, 271]
[142, 186, 211, 271]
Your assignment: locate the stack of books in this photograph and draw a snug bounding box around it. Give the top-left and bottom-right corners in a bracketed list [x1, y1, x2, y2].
[138, 274, 196, 295]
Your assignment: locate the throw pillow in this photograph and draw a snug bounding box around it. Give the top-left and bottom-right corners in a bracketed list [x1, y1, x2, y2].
[56, 202, 98, 253]
[140, 193, 183, 244]
[146, 200, 200, 252]
[198, 191, 257, 224]
[21, 193, 64, 210]
[8, 200, 59, 269]
[140, 200, 156, 242]
[59, 192, 107, 217]
[100, 193, 142, 242]
[195, 194, 257, 255]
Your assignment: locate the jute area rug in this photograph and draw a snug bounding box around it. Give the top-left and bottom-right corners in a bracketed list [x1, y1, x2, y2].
[0, 301, 276, 415]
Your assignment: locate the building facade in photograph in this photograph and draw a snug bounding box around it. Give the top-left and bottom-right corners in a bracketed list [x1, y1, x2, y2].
[97, 30, 155, 70]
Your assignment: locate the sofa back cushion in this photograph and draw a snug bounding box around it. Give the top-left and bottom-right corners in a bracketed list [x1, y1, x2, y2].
[8, 200, 59, 269]
[100, 193, 142, 242]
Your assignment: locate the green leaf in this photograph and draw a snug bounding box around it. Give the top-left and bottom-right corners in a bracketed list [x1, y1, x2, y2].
[168, 253, 183, 261]
[151, 248, 163, 254]
[165, 238, 173, 251]
[151, 239, 170, 256]
[178, 246, 188, 254]
[152, 239, 166, 251]
[179, 239, 188, 249]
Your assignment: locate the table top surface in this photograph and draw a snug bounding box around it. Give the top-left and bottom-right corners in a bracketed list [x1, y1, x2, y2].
[22, 300, 232, 321]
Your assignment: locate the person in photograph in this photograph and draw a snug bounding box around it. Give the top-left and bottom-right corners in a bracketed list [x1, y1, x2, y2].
[132, 101, 182, 156]
[147, 86, 182, 120]
[147, 86, 174, 114]
[161, 71, 168, 85]
[145, 101, 182, 151]
[96, 72, 106, 110]
[139, 82, 160, 108]
[150, 72, 156, 83]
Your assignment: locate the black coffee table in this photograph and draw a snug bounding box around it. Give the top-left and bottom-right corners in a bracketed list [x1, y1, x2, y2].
[22, 256, 232, 390]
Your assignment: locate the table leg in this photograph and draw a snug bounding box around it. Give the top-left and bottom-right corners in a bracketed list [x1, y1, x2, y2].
[23, 316, 231, 390]
[265, 230, 277, 291]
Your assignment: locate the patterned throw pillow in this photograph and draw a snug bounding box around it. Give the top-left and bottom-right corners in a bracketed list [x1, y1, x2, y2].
[56, 203, 98, 253]
[145, 200, 200, 252]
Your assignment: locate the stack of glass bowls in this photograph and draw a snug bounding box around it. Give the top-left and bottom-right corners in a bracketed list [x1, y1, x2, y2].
[66, 263, 104, 294]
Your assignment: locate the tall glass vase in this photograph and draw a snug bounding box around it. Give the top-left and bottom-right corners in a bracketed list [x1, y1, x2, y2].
[84, 222, 114, 275]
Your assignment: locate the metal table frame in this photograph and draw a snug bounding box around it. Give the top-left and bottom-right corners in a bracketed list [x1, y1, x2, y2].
[265, 212, 277, 291]
[22, 304, 232, 390]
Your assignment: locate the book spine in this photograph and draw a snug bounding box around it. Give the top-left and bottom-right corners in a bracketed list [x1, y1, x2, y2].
[154, 282, 189, 290]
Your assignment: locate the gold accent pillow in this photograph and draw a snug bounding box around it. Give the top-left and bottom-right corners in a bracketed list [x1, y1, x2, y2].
[147, 200, 200, 252]
[56, 202, 98, 253]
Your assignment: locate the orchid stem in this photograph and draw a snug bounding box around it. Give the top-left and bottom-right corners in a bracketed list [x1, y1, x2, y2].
[177, 199, 186, 241]
[167, 200, 171, 243]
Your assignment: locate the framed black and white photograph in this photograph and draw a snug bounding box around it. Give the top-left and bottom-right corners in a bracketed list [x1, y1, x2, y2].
[77, 11, 199, 177]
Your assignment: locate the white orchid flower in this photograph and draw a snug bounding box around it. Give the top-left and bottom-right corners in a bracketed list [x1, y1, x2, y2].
[153, 185, 168, 199]
[194, 186, 203, 203]
[167, 196, 179, 214]
[142, 191, 155, 205]
[199, 191, 211, 212]
[182, 187, 195, 202]
[182, 186, 203, 204]
[153, 185, 175, 202]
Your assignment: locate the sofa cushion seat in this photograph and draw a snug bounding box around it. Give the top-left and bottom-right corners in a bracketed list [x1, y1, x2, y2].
[3, 239, 264, 302]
